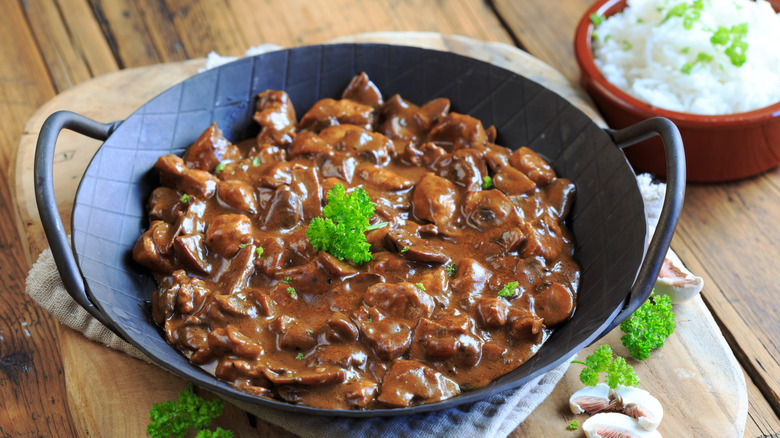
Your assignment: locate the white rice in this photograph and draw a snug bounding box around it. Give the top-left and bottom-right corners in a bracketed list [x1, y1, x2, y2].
[592, 0, 780, 115]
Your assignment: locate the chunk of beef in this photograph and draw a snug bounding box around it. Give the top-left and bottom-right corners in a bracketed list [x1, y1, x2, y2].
[314, 344, 368, 369]
[210, 288, 275, 319]
[494, 165, 536, 196]
[254, 90, 297, 145]
[173, 234, 212, 276]
[217, 180, 258, 215]
[290, 166, 323, 221]
[386, 229, 450, 264]
[520, 215, 565, 262]
[214, 358, 272, 388]
[176, 198, 207, 235]
[411, 173, 459, 230]
[353, 306, 412, 360]
[215, 244, 256, 295]
[319, 125, 391, 165]
[541, 178, 576, 220]
[205, 214, 253, 258]
[344, 379, 379, 409]
[262, 364, 346, 386]
[317, 251, 359, 277]
[364, 282, 435, 321]
[419, 142, 448, 167]
[155, 153, 216, 198]
[342, 72, 383, 107]
[183, 123, 239, 171]
[321, 153, 358, 183]
[477, 297, 509, 328]
[497, 227, 526, 253]
[463, 189, 521, 232]
[147, 187, 183, 223]
[509, 146, 556, 187]
[133, 220, 176, 274]
[261, 187, 302, 232]
[483, 143, 512, 173]
[276, 253, 345, 296]
[154, 270, 210, 322]
[507, 308, 545, 343]
[326, 312, 360, 342]
[258, 162, 294, 188]
[376, 359, 459, 408]
[379, 95, 448, 144]
[298, 98, 375, 132]
[411, 314, 483, 367]
[428, 112, 487, 150]
[447, 148, 488, 191]
[357, 165, 414, 191]
[365, 252, 410, 283]
[450, 258, 491, 296]
[289, 131, 334, 158]
[279, 323, 319, 351]
[247, 143, 287, 165]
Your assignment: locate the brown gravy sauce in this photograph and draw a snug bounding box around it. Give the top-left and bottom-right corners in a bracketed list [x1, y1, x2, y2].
[133, 72, 579, 410]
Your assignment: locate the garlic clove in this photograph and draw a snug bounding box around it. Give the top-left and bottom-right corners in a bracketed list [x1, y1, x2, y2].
[610, 385, 664, 431]
[583, 412, 663, 438]
[570, 383, 612, 414]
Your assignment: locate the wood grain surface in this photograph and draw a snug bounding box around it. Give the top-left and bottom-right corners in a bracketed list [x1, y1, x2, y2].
[2, 1, 780, 437]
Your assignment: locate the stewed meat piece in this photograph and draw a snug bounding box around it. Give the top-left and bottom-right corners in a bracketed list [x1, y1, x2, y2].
[205, 214, 253, 258]
[254, 90, 297, 146]
[342, 72, 384, 107]
[428, 112, 488, 150]
[411, 173, 460, 229]
[298, 98, 375, 132]
[377, 359, 460, 408]
[509, 146, 557, 187]
[183, 122, 240, 171]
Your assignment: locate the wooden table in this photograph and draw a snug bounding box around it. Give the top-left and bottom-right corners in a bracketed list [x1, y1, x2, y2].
[1, 2, 779, 437]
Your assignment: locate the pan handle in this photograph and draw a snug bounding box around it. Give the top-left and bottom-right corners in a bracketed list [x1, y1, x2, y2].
[600, 117, 686, 335]
[34, 110, 124, 336]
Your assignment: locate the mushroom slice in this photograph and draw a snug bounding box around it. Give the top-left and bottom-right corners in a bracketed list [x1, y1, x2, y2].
[582, 413, 662, 438]
[569, 383, 611, 415]
[611, 386, 664, 432]
[654, 247, 703, 304]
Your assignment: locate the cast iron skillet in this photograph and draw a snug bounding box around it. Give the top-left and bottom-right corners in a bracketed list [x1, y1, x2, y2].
[34, 44, 685, 417]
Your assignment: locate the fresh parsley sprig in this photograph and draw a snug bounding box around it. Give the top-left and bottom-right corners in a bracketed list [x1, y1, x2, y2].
[147, 384, 232, 438]
[572, 345, 639, 389]
[620, 293, 676, 360]
[306, 184, 379, 264]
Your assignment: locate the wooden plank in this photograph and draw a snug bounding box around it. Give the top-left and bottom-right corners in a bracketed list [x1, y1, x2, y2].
[0, 2, 76, 436]
[673, 214, 780, 421]
[57, 0, 120, 78]
[492, 0, 592, 83]
[162, 0, 248, 58]
[228, 0, 514, 48]
[135, 0, 190, 62]
[745, 367, 780, 438]
[87, 0, 164, 68]
[18, 0, 94, 91]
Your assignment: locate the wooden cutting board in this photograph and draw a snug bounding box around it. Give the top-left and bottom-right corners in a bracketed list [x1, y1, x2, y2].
[12, 33, 746, 437]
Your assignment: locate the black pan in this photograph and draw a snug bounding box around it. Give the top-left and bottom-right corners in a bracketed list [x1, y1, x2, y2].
[34, 44, 685, 417]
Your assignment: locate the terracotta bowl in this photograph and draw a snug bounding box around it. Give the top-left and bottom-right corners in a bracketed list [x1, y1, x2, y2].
[574, 0, 780, 182]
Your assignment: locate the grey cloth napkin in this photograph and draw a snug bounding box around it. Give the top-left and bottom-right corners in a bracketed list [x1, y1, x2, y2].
[25, 248, 573, 438]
